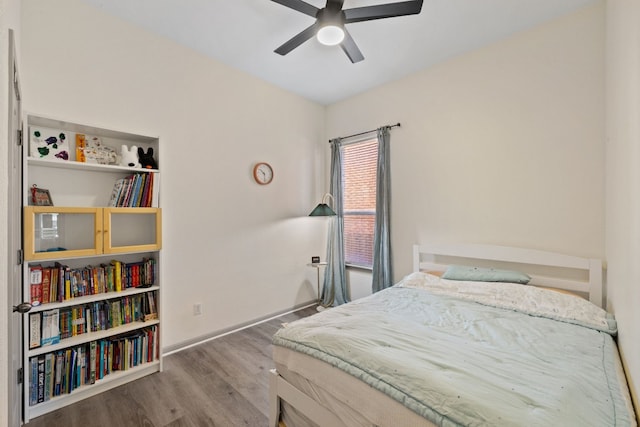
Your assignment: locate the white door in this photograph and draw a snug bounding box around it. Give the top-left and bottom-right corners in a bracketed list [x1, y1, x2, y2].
[8, 28, 24, 427]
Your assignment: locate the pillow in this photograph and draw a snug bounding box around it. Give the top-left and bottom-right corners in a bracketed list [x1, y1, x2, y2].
[441, 265, 531, 284]
[424, 270, 444, 277]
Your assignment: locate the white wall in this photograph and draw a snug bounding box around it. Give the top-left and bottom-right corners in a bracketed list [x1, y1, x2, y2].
[20, 0, 327, 350]
[10, 0, 640, 421]
[605, 0, 640, 412]
[327, 3, 605, 289]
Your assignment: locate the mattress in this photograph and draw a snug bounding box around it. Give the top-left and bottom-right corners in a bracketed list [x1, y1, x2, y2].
[272, 273, 637, 426]
[274, 345, 436, 427]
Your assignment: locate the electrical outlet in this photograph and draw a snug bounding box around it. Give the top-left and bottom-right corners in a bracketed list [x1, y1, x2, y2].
[193, 303, 203, 316]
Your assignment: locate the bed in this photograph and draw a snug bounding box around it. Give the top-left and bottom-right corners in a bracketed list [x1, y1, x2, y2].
[269, 243, 637, 426]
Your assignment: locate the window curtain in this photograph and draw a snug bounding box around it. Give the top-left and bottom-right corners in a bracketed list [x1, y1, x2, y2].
[372, 126, 393, 293]
[321, 138, 349, 307]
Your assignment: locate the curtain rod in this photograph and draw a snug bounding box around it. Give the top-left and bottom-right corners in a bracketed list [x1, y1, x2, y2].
[328, 122, 401, 143]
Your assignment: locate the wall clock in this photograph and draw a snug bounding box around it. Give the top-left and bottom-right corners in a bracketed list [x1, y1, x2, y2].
[253, 162, 274, 185]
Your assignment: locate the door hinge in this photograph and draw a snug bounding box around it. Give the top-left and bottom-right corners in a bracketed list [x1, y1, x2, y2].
[17, 129, 23, 146]
[17, 249, 23, 265]
[17, 368, 23, 385]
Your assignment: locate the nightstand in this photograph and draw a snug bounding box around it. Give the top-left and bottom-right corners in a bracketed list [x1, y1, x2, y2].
[307, 262, 327, 306]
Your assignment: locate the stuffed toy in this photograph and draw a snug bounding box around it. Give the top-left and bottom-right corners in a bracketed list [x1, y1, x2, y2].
[120, 145, 141, 168]
[138, 147, 158, 169]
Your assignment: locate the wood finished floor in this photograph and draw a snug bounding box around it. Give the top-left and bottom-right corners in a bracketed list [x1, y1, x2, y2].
[24, 306, 318, 427]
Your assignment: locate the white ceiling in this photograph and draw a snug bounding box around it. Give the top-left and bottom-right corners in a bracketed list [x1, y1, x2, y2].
[82, 0, 597, 105]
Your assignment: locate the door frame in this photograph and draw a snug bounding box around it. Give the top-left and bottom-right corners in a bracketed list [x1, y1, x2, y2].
[7, 27, 23, 427]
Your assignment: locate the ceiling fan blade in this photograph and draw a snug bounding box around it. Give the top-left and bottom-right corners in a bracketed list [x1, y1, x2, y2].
[326, 0, 345, 10]
[344, 0, 423, 23]
[340, 28, 364, 63]
[275, 22, 320, 56]
[271, 0, 319, 18]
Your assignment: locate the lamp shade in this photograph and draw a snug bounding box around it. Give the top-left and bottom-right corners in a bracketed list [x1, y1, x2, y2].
[317, 25, 344, 46]
[309, 203, 336, 216]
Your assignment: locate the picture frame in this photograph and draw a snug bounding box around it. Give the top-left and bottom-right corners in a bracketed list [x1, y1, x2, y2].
[31, 187, 54, 206]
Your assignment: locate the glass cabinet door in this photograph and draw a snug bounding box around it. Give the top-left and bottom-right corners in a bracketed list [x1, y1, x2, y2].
[103, 207, 162, 254]
[23, 207, 102, 261]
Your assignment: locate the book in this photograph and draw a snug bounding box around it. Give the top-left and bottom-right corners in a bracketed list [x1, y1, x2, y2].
[60, 308, 72, 339]
[104, 263, 115, 292]
[29, 357, 38, 406]
[69, 349, 77, 393]
[98, 341, 105, 380]
[61, 264, 71, 301]
[121, 175, 136, 207]
[50, 266, 58, 304]
[54, 351, 63, 396]
[140, 173, 151, 207]
[89, 340, 97, 384]
[133, 173, 144, 207]
[63, 349, 72, 394]
[111, 260, 122, 292]
[86, 307, 92, 334]
[128, 174, 140, 207]
[29, 313, 41, 349]
[44, 353, 54, 402]
[29, 265, 43, 306]
[37, 356, 45, 403]
[75, 346, 84, 388]
[115, 176, 128, 207]
[41, 309, 60, 346]
[96, 267, 105, 294]
[108, 178, 126, 207]
[54, 262, 66, 302]
[41, 267, 51, 304]
[144, 292, 158, 321]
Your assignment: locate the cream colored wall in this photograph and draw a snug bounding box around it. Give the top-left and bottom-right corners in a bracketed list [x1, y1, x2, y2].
[328, 3, 605, 299]
[10, 0, 640, 421]
[605, 0, 640, 412]
[20, 0, 327, 350]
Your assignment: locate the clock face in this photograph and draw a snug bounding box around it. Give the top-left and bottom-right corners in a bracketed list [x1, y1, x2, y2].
[253, 162, 273, 185]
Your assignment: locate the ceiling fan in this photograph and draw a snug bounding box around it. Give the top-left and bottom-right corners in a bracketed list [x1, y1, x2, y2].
[271, 0, 424, 63]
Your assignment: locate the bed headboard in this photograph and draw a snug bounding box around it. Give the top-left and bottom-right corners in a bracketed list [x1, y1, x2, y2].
[412, 243, 604, 308]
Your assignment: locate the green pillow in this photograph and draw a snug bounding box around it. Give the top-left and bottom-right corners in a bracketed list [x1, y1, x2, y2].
[442, 265, 531, 284]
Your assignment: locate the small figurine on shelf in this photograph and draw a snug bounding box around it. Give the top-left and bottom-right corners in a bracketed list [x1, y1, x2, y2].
[138, 147, 158, 169]
[81, 136, 117, 165]
[30, 185, 53, 206]
[120, 144, 141, 168]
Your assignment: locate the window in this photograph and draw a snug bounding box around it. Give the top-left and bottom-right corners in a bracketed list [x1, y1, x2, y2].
[342, 137, 378, 269]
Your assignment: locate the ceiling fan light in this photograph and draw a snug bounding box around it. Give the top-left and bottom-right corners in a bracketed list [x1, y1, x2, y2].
[317, 25, 344, 46]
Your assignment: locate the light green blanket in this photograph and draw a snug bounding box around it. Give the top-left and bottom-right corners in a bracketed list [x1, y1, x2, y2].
[273, 275, 633, 426]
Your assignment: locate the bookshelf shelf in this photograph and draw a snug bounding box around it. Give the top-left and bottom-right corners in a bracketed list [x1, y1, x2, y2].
[27, 361, 161, 419]
[22, 113, 162, 422]
[28, 319, 160, 358]
[27, 156, 159, 173]
[29, 285, 161, 313]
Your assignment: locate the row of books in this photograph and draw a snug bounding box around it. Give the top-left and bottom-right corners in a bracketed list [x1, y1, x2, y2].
[29, 258, 156, 305]
[29, 325, 159, 406]
[108, 172, 158, 207]
[29, 292, 159, 349]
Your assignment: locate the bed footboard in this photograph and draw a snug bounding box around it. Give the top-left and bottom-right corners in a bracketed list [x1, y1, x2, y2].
[269, 368, 347, 427]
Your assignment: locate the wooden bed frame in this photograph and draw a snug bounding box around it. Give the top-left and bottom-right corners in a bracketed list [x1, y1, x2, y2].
[269, 243, 605, 427]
